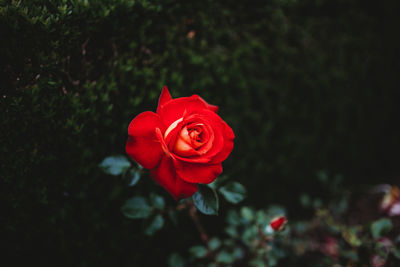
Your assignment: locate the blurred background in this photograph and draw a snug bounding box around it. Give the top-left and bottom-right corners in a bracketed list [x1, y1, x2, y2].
[1, 0, 399, 266]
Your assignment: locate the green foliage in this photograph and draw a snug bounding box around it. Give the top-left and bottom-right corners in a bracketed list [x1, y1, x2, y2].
[149, 193, 166, 210]
[208, 237, 221, 251]
[371, 218, 393, 239]
[123, 168, 141, 187]
[189, 245, 208, 258]
[144, 214, 164, 236]
[99, 155, 131, 175]
[192, 184, 219, 215]
[219, 181, 246, 204]
[182, 184, 400, 267]
[121, 196, 152, 219]
[168, 253, 185, 267]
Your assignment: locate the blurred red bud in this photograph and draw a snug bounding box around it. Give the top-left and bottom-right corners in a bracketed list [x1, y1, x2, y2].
[270, 216, 287, 231]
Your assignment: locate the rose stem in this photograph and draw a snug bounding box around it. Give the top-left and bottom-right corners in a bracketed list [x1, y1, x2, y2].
[188, 204, 209, 243]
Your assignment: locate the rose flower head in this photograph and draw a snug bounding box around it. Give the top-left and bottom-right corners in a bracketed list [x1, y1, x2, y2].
[380, 185, 400, 217]
[126, 86, 234, 200]
[270, 216, 288, 231]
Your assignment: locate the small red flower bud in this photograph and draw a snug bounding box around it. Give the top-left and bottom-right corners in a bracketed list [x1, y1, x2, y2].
[270, 216, 287, 231]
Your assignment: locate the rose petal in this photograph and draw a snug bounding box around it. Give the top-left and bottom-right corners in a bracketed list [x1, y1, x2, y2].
[209, 120, 235, 164]
[126, 111, 165, 169]
[270, 216, 288, 231]
[191, 94, 219, 113]
[150, 156, 198, 200]
[163, 110, 225, 163]
[157, 96, 209, 128]
[181, 110, 225, 160]
[156, 86, 173, 114]
[175, 161, 223, 184]
[163, 115, 215, 163]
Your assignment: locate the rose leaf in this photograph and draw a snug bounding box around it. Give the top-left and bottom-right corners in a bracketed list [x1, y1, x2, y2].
[121, 196, 152, 219]
[123, 168, 141, 187]
[168, 253, 185, 267]
[216, 250, 234, 264]
[189, 245, 208, 258]
[219, 181, 247, 204]
[371, 218, 393, 239]
[150, 193, 165, 210]
[144, 214, 164, 236]
[192, 184, 219, 215]
[208, 237, 221, 251]
[99, 155, 131, 176]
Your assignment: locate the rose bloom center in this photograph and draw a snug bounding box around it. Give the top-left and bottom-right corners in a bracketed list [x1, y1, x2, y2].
[164, 118, 212, 157]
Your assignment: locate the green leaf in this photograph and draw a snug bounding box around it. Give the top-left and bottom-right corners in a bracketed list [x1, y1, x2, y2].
[392, 248, 400, 259]
[99, 155, 131, 175]
[233, 247, 245, 259]
[168, 253, 185, 267]
[168, 210, 178, 226]
[216, 250, 234, 264]
[240, 207, 254, 221]
[208, 175, 229, 189]
[226, 210, 241, 226]
[189, 245, 207, 258]
[208, 237, 221, 250]
[219, 181, 246, 204]
[192, 184, 219, 215]
[225, 226, 238, 237]
[249, 259, 266, 267]
[242, 225, 258, 244]
[371, 218, 393, 239]
[342, 226, 363, 247]
[121, 196, 152, 219]
[123, 168, 141, 187]
[144, 214, 164, 236]
[299, 193, 311, 207]
[150, 193, 165, 210]
[375, 242, 390, 259]
[342, 250, 358, 261]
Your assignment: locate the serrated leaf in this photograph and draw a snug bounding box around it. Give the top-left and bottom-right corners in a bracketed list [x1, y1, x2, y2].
[99, 155, 131, 175]
[219, 181, 246, 204]
[189, 245, 207, 258]
[123, 168, 141, 187]
[192, 184, 219, 215]
[371, 218, 393, 239]
[144, 214, 164, 236]
[150, 193, 165, 210]
[121, 196, 152, 219]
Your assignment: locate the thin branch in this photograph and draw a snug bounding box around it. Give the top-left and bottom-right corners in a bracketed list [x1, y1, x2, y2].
[188, 204, 209, 243]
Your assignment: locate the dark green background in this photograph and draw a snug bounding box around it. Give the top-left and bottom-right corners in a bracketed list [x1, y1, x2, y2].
[1, 0, 399, 266]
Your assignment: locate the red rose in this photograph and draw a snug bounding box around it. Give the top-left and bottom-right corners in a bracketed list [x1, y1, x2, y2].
[270, 216, 287, 231]
[126, 86, 234, 200]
